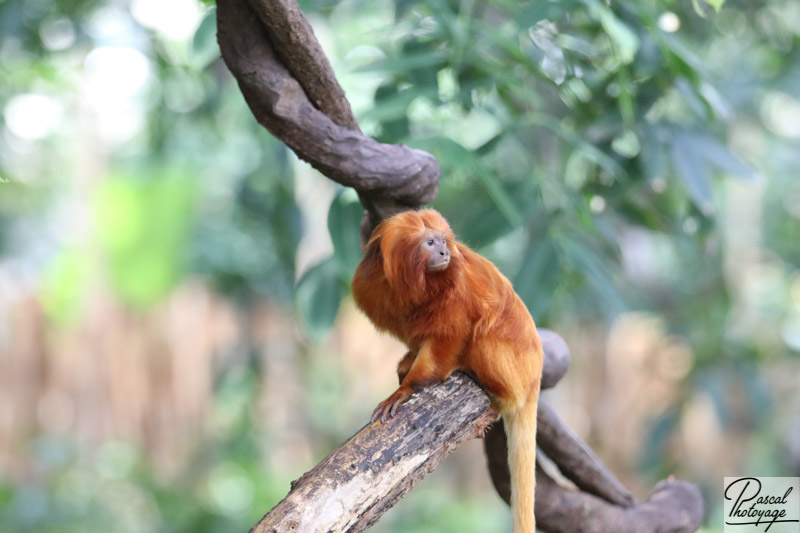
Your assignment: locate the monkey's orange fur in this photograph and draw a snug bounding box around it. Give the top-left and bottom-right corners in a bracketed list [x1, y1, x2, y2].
[351, 209, 542, 533]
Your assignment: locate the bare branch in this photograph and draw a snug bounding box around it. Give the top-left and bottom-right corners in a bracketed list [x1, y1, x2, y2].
[250, 373, 496, 533]
[485, 329, 634, 508]
[535, 464, 704, 533]
[484, 412, 702, 533]
[245, 0, 360, 131]
[250, 330, 566, 532]
[485, 405, 635, 508]
[538, 402, 635, 506]
[486, 448, 703, 533]
[539, 329, 570, 389]
[216, 0, 440, 225]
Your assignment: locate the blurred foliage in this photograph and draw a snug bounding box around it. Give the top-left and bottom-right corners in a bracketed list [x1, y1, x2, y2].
[311, 0, 764, 327]
[94, 172, 196, 309]
[0, 369, 284, 533]
[1, 0, 799, 531]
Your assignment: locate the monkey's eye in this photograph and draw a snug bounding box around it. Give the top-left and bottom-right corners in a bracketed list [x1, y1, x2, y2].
[427, 239, 434, 246]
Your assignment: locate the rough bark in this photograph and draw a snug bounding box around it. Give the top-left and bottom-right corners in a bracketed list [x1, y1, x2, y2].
[250, 372, 496, 533]
[249, 329, 567, 533]
[216, 0, 440, 228]
[245, 0, 359, 131]
[250, 331, 704, 533]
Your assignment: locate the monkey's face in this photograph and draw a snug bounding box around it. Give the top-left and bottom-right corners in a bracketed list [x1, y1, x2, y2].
[420, 230, 450, 272]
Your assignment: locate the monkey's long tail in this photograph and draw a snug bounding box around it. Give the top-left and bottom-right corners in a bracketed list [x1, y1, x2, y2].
[504, 387, 539, 533]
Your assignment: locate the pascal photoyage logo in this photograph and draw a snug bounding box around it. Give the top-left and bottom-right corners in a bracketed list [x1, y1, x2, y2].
[724, 477, 800, 532]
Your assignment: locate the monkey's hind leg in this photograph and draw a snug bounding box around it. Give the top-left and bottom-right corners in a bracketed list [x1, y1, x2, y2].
[396, 350, 418, 384]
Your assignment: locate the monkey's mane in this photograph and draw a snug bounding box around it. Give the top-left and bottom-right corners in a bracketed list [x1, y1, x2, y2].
[369, 209, 463, 305]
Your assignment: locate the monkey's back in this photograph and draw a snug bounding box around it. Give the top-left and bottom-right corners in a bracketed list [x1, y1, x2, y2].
[457, 245, 543, 407]
[459, 246, 538, 347]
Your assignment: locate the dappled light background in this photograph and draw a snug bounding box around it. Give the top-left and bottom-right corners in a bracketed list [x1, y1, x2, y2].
[1, 0, 799, 532]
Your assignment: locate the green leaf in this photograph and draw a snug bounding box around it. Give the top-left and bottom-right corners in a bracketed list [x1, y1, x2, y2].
[640, 125, 669, 180]
[611, 130, 641, 158]
[660, 34, 707, 76]
[564, 150, 593, 191]
[192, 7, 220, 70]
[362, 86, 438, 123]
[513, 0, 579, 28]
[561, 238, 625, 317]
[413, 137, 523, 228]
[327, 189, 364, 281]
[295, 257, 344, 340]
[359, 50, 449, 75]
[394, 0, 420, 19]
[618, 199, 665, 231]
[373, 82, 411, 143]
[525, 113, 626, 178]
[691, 0, 724, 17]
[599, 8, 640, 64]
[691, 0, 708, 18]
[675, 78, 709, 119]
[513, 237, 559, 320]
[474, 166, 523, 228]
[671, 135, 714, 216]
[686, 133, 756, 180]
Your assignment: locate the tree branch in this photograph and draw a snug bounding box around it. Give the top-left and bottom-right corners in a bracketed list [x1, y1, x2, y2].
[216, 0, 440, 228]
[484, 404, 636, 509]
[536, 462, 702, 533]
[247, 330, 703, 532]
[538, 328, 570, 389]
[485, 424, 703, 532]
[250, 372, 496, 533]
[539, 402, 635, 506]
[245, 0, 359, 131]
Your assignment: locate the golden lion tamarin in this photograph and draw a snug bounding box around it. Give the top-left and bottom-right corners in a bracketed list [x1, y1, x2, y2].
[351, 209, 542, 533]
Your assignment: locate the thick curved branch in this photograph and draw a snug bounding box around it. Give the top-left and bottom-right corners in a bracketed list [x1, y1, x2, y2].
[483, 329, 636, 510]
[535, 470, 703, 533]
[216, 0, 440, 225]
[539, 328, 570, 389]
[245, 0, 359, 130]
[484, 436, 703, 533]
[250, 372, 496, 533]
[485, 404, 635, 508]
[539, 401, 634, 506]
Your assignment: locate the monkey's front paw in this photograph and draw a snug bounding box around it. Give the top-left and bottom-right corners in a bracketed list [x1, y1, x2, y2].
[371, 389, 410, 423]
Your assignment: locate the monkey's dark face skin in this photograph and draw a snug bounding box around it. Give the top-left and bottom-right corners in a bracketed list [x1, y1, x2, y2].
[420, 230, 450, 272]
